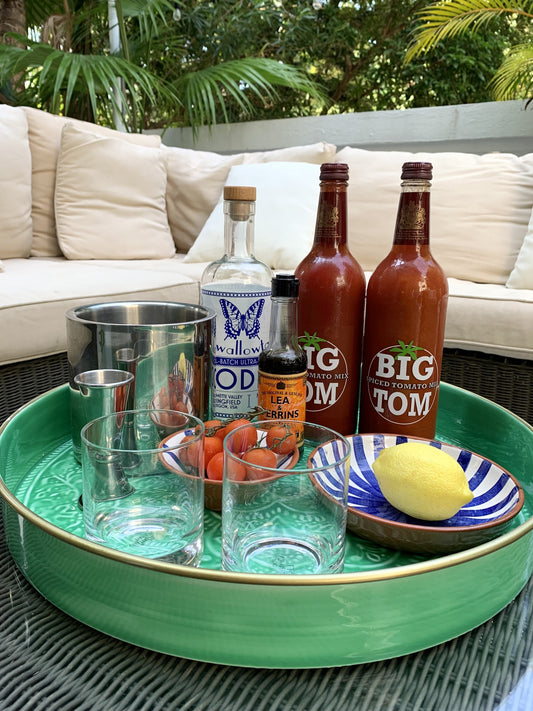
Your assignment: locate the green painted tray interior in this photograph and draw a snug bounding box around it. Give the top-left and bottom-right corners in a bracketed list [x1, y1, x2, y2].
[2, 384, 533, 574]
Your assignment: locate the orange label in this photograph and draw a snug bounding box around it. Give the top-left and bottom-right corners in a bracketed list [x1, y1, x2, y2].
[258, 371, 307, 439]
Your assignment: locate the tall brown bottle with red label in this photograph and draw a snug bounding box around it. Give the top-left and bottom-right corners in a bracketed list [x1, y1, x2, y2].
[295, 163, 366, 435]
[358, 161, 448, 438]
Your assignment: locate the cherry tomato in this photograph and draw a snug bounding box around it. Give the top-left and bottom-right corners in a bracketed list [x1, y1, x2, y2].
[204, 419, 226, 440]
[157, 387, 171, 409]
[243, 447, 277, 481]
[225, 418, 258, 453]
[266, 424, 298, 455]
[204, 419, 222, 430]
[178, 433, 202, 468]
[227, 456, 247, 481]
[206, 451, 247, 482]
[206, 451, 225, 480]
[172, 400, 189, 414]
[213, 426, 227, 442]
[203, 435, 223, 470]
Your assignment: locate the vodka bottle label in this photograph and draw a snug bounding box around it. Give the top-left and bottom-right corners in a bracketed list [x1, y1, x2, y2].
[202, 283, 271, 419]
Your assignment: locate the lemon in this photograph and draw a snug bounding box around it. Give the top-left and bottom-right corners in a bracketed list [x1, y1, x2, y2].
[371, 442, 473, 521]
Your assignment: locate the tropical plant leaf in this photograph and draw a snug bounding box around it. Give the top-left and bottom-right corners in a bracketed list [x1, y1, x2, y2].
[26, 0, 67, 32]
[3, 1, 326, 130]
[490, 43, 533, 99]
[0, 35, 179, 130]
[405, 1, 533, 63]
[175, 57, 324, 129]
[122, 0, 175, 40]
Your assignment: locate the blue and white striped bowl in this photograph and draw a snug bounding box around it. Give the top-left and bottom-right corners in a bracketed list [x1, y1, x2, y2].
[312, 434, 525, 555]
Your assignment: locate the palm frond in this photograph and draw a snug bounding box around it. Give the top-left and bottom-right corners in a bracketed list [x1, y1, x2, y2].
[0, 36, 180, 130]
[405, 1, 533, 63]
[122, 0, 176, 40]
[175, 58, 324, 129]
[490, 43, 533, 99]
[26, 0, 67, 31]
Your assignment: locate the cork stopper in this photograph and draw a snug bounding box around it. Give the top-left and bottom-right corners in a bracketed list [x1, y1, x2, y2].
[401, 162, 433, 180]
[224, 185, 256, 221]
[224, 186, 256, 201]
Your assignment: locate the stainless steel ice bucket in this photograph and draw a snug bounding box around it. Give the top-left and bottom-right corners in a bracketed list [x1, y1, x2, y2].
[66, 301, 214, 458]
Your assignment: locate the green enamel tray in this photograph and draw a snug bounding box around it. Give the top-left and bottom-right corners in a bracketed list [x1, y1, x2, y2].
[1, 383, 532, 668]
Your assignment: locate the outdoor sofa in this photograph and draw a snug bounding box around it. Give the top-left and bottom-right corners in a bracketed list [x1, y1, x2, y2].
[1, 103, 532, 424]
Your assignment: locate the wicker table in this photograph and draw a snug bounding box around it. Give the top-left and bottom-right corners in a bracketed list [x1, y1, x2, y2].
[0, 504, 531, 711]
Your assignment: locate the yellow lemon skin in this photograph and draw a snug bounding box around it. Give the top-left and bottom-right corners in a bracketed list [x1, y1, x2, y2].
[371, 442, 474, 521]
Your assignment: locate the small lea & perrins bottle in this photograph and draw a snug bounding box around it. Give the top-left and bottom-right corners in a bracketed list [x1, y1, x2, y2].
[258, 275, 307, 445]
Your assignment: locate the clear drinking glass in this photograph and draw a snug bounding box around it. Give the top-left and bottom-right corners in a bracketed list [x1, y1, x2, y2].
[221, 420, 351, 575]
[81, 408, 205, 566]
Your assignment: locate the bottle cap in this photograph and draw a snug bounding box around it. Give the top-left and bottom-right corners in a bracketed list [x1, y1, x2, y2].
[224, 186, 256, 201]
[320, 163, 349, 181]
[272, 274, 299, 298]
[224, 186, 256, 220]
[401, 162, 433, 180]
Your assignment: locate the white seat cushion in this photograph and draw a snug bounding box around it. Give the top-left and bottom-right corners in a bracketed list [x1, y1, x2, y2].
[445, 277, 533, 359]
[367, 272, 533, 361]
[507, 206, 533, 289]
[0, 258, 200, 365]
[362, 271, 533, 361]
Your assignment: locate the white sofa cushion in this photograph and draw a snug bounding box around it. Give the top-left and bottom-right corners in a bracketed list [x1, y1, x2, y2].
[0, 106, 33, 259]
[164, 141, 336, 253]
[22, 107, 161, 258]
[507, 207, 533, 289]
[2, 257, 530, 366]
[335, 147, 533, 285]
[184, 162, 320, 269]
[445, 277, 533, 359]
[0, 257, 199, 365]
[55, 124, 175, 260]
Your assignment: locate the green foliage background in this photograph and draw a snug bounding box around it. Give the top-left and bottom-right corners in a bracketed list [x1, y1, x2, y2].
[0, 0, 526, 130]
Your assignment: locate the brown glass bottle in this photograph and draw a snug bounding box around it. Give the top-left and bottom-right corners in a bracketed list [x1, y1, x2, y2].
[358, 162, 448, 438]
[258, 275, 307, 437]
[295, 163, 366, 435]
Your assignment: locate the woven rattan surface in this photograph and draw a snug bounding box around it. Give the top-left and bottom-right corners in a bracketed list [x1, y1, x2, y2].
[0, 353, 70, 424]
[442, 349, 533, 426]
[1, 352, 533, 708]
[1, 348, 531, 426]
[0, 504, 532, 710]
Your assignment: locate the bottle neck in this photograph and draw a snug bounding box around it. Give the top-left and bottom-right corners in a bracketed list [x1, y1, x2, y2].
[393, 179, 431, 248]
[269, 296, 299, 350]
[224, 201, 255, 258]
[313, 180, 347, 247]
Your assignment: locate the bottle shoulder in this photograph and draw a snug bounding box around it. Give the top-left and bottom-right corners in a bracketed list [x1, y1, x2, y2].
[201, 257, 272, 287]
[368, 257, 448, 301]
[296, 250, 365, 279]
[370, 251, 447, 284]
[296, 254, 366, 298]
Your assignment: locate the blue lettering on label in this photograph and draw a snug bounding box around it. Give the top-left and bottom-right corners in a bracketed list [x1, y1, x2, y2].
[201, 284, 271, 417]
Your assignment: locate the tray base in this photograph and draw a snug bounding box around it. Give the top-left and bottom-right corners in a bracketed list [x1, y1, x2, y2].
[1, 384, 533, 668]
